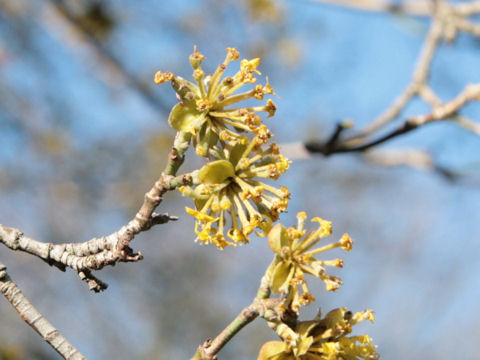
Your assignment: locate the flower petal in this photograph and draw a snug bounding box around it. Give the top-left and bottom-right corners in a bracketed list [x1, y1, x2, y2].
[198, 160, 236, 184]
[271, 261, 294, 293]
[257, 341, 289, 360]
[168, 103, 206, 133]
[267, 224, 289, 254]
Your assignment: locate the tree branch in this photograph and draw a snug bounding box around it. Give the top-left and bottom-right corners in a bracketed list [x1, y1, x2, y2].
[305, 0, 480, 158]
[454, 18, 480, 37]
[306, 83, 480, 155]
[190, 275, 291, 360]
[454, 2, 480, 16]
[310, 0, 432, 16]
[0, 261, 86, 359]
[364, 148, 460, 181]
[0, 171, 192, 292]
[191, 296, 287, 360]
[345, 11, 443, 144]
[192, 302, 261, 360]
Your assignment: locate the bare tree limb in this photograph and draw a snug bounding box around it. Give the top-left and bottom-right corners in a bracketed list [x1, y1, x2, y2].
[305, 0, 480, 159]
[311, 0, 480, 16]
[193, 301, 262, 360]
[306, 83, 480, 155]
[0, 261, 86, 359]
[345, 11, 443, 145]
[456, 115, 480, 136]
[454, 2, 480, 16]
[455, 18, 480, 37]
[0, 173, 190, 291]
[363, 148, 459, 180]
[0, 137, 194, 291]
[364, 148, 434, 170]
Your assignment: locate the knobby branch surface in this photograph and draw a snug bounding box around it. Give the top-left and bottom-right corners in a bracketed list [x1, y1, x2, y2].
[306, 0, 480, 162]
[0, 261, 86, 360]
[0, 138, 192, 292]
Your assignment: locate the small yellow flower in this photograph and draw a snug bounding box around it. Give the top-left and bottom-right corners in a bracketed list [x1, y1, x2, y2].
[180, 137, 290, 248]
[245, 0, 284, 22]
[154, 46, 276, 156]
[257, 308, 378, 360]
[266, 213, 353, 313]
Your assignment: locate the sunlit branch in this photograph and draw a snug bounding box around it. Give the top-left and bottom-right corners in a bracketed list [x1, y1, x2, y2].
[306, 83, 480, 155]
[191, 276, 285, 360]
[305, 0, 480, 160]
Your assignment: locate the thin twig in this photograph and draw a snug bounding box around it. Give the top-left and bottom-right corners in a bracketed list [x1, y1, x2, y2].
[190, 273, 297, 360]
[191, 296, 287, 360]
[0, 261, 86, 360]
[193, 302, 261, 360]
[455, 19, 480, 37]
[456, 115, 480, 136]
[364, 148, 459, 181]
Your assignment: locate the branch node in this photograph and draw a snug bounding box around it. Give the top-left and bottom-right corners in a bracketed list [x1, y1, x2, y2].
[78, 270, 108, 293]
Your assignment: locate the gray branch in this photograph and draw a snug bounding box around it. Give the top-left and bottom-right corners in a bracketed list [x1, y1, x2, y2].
[0, 173, 191, 292]
[0, 261, 86, 360]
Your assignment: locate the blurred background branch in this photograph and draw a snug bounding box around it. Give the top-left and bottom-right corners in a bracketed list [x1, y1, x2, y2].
[311, 0, 433, 16]
[306, 83, 480, 155]
[40, 0, 170, 115]
[305, 0, 480, 164]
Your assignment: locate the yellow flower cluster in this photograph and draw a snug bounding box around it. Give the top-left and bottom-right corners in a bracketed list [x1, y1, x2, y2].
[155, 47, 276, 156]
[156, 47, 289, 248]
[266, 212, 353, 312]
[258, 308, 378, 360]
[179, 137, 290, 249]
